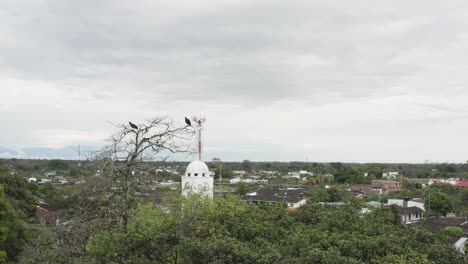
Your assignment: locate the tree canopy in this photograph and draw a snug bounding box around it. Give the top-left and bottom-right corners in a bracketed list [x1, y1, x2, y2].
[86, 195, 464, 264]
[0, 185, 29, 262]
[0, 173, 38, 219]
[426, 192, 453, 217]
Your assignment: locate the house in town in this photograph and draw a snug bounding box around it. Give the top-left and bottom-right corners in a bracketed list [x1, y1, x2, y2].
[452, 237, 468, 254]
[350, 184, 373, 195]
[455, 180, 468, 188]
[423, 217, 468, 254]
[28, 177, 37, 183]
[386, 198, 424, 224]
[382, 172, 400, 179]
[242, 188, 307, 211]
[387, 198, 425, 211]
[35, 199, 58, 225]
[424, 217, 468, 235]
[409, 178, 433, 188]
[371, 180, 402, 194]
[398, 206, 424, 223]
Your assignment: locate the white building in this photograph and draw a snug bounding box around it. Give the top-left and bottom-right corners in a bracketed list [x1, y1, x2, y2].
[382, 172, 400, 179]
[299, 170, 313, 176]
[38, 178, 52, 185]
[398, 206, 424, 223]
[28, 177, 37, 183]
[181, 160, 213, 199]
[387, 199, 425, 211]
[453, 237, 468, 254]
[286, 172, 301, 179]
[387, 198, 425, 224]
[229, 177, 268, 184]
[229, 177, 241, 184]
[446, 178, 460, 185]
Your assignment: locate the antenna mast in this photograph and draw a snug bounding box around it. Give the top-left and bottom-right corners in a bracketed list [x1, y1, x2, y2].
[192, 116, 206, 160]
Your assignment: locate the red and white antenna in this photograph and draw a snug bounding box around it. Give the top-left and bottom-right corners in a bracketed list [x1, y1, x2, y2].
[192, 116, 206, 160]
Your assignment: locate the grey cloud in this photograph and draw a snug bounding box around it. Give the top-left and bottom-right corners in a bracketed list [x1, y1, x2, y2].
[2, 1, 468, 161]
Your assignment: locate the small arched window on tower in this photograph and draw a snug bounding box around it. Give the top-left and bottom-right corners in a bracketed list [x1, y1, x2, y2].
[194, 173, 198, 177]
[187, 173, 191, 177]
[202, 173, 205, 177]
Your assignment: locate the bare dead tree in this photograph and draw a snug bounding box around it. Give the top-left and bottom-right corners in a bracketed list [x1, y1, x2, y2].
[96, 116, 195, 232]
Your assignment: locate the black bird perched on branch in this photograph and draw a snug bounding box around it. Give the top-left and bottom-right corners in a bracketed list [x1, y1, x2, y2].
[129, 121, 138, 130]
[185, 117, 191, 126]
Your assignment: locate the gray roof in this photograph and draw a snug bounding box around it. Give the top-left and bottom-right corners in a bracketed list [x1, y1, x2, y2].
[453, 237, 467, 248]
[242, 188, 307, 204]
[424, 217, 468, 234]
[318, 201, 346, 206]
[410, 179, 432, 184]
[397, 206, 424, 214]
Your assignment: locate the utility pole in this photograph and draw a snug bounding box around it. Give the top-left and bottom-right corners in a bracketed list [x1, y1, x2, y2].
[427, 186, 431, 217]
[219, 163, 223, 197]
[212, 157, 222, 196]
[192, 117, 206, 161]
[77, 144, 82, 167]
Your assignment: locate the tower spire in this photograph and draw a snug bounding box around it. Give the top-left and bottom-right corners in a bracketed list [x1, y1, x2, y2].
[192, 116, 206, 160]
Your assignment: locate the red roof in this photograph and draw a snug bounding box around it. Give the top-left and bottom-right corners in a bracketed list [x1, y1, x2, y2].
[455, 180, 468, 187]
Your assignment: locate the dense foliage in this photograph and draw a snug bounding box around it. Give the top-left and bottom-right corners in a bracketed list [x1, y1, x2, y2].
[86, 195, 464, 264]
[1, 158, 468, 263]
[0, 174, 38, 219]
[0, 185, 29, 262]
[0, 163, 40, 262]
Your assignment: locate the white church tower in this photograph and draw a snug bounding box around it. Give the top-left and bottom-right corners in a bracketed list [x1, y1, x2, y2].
[181, 117, 213, 199]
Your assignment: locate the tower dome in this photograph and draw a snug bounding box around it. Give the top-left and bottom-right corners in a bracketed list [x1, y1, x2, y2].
[185, 160, 210, 176]
[182, 160, 213, 198]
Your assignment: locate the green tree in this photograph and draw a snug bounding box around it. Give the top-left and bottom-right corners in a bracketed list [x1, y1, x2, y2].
[240, 160, 252, 172]
[0, 162, 9, 174]
[0, 185, 28, 262]
[16, 226, 60, 264]
[68, 165, 88, 177]
[334, 167, 367, 184]
[308, 187, 341, 203]
[426, 192, 453, 217]
[86, 194, 464, 264]
[459, 188, 468, 206]
[236, 182, 250, 196]
[399, 188, 412, 198]
[214, 166, 233, 180]
[371, 251, 432, 264]
[440, 226, 464, 237]
[0, 173, 38, 219]
[86, 203, 178, 263]
[38, 182, 56, 198]
[430, 183, 457, 195]
[368, 167, 383, 179]
[47, 159, 70, 171]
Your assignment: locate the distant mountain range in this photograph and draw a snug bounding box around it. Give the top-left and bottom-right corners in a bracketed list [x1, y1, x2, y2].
[0, 146, 194, 161]
[0, 146, 97, 160]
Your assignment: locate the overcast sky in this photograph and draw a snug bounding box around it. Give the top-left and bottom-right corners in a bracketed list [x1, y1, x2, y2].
[1, 0, 468, 163]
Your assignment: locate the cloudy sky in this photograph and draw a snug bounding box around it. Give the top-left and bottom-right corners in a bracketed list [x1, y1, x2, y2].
[1, 0, 468, 163]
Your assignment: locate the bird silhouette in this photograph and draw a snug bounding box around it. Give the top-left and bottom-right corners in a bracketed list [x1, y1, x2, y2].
[185, 117, 192, 126]
[129, 121, 138, 130]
